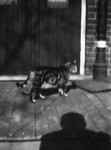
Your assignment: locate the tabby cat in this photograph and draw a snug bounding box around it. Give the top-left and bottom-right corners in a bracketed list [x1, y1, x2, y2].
[16, 60, 77, 103]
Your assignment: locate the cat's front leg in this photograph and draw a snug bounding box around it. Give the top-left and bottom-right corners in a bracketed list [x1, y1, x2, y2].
[58, 88, 64, 95]
[30, 88, 45, 103]
[30, 88, 37, 103]
[58, 84, 68, 97]
[39, 93, 45, 99]
[63, 91, 68, 97]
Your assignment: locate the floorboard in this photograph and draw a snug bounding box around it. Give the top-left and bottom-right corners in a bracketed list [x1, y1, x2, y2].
[68, 89, 99, 133]
[35, 100, 49, 139]
[7, 97, 23, 141]
[0, 82, 15, 141]
[96, 92, 111, 111]
[22, 97, 36, 141]
[0, 82, 111, 142]
[79, 89, 110, 132]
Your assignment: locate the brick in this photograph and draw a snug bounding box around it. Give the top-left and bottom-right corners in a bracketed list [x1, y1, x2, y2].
[108, 70, 111, 76]
[107, 42, 111, 47]
[107, 20, 111, 25]
[87, 0, 96, 7]
[107, 64, 111, 69]
[86, 35, 95, 42]
[85, 63, 94, 68]
[107, 26, 111, 32]
[106, 47, 111, 53]
[107, 14, 111, 20]
[86, 58, 95, 64]
[85, 69, 92, 75]
[87, 19, 97, 25]
[106, 58, 109, 64]
[106, 58, 111, 64]
[106, 36, 111, 42]
[86, 47, 96, 53]
[88, 12, 96, 19]
[85, 64, 94, 75]
[86, 41, 95, 47]
[86, 30, 96, 36]
[88, 7, 97, 13]
[107, 58, 111, 64]
[85, 64, 93, 68]
[86, 52, 96, 58]
[106, 54, 111, 59]
[108, 1, 111, 8]
[108, 8, 111, 13]
[108, 68, 111, 71]
[87, 24, 96, 31]
[106, 31, 111, 36]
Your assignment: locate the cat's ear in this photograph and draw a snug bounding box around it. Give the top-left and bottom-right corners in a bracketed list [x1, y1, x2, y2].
[74, 60, 76, 64]
[65, 61, 71, 67]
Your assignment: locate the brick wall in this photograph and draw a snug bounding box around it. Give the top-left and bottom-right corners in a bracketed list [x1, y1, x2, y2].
[107, 0, 111, 76]
[85, 0, 111, 77]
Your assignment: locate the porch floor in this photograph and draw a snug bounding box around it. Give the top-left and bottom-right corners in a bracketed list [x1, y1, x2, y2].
[0, 81, 111, 149]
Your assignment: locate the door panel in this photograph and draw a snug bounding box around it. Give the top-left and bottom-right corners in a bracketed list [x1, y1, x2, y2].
[0, 0, 81, 75]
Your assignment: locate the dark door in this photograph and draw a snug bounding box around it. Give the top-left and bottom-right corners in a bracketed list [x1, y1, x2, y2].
[0, 0, 81, 75]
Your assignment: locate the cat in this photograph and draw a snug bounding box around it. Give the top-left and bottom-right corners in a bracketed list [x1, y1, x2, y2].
[16, 60, 77, 103]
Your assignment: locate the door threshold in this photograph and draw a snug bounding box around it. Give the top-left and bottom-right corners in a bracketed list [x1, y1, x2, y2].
[0, 75, 92, 81]
[0, 76, 27, 81]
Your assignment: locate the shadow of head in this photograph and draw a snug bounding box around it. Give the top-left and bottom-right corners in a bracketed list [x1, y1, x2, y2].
[60, 112, 86, 137]
[60, 112, 86, 129]
[60, 112, 110, 141]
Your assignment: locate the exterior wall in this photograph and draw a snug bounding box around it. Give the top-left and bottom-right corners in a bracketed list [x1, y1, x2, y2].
[85, 0, 111, 77]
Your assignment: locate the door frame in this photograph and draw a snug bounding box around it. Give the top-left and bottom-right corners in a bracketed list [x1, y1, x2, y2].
[80, 0, 86, 75]
[0, 0, 86, 80]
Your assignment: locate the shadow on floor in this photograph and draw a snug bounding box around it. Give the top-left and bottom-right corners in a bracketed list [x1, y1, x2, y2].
[40, 112, 111, 150]
[41, 83, 77, 96]
[19, 82, 77, 98]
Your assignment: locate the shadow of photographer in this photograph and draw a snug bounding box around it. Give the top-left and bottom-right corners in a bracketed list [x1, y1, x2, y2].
[40, 112, 111, 150]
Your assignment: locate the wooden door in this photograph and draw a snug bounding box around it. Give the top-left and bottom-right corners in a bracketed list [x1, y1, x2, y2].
[0, 0, 81, 75]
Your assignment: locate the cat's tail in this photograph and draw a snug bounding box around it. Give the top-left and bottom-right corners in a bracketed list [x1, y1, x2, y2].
[16, 82, 30, 96]
[21, 91, 30, 95]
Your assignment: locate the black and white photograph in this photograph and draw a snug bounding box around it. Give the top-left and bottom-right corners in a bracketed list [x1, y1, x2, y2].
[0, 0, 111, 149]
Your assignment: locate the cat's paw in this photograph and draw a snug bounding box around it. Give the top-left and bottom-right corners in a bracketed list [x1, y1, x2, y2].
[58, 88, 64, 95]
[30, 92, 38, 103]
[23, 84, 26, 88]
[58, 88, 68, 97]
[39, 94, 45, 99]
[32, 98, 37, 103]
[63, 93, 68, 97]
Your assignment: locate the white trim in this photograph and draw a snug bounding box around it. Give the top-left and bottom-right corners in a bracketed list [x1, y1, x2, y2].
[0, 75, 92, 81]
[80, 0, 86, 75]
[0, 76, 27, 81]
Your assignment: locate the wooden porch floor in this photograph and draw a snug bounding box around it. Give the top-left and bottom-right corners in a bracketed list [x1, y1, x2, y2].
[0, 81, 111, 145]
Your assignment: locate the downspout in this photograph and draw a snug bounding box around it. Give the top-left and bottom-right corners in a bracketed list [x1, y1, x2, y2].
[93, 0, 108, 80]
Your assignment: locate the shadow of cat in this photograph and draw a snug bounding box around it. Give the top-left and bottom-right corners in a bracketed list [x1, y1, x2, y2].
[41, 81, 77, 96]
